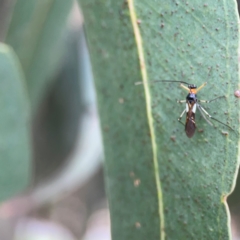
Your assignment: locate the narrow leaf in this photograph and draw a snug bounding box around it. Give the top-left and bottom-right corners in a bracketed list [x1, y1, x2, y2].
[0, 43, 31, 201]
[79, 0, 240, 239]
[5, 0, 73, 110]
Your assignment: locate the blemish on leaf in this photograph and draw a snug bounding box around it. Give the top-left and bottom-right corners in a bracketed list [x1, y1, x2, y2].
[134, 179, 141, 187]
[170, 135, 176, 142]
[103, 126, 109, 132]
[164, 208, 169, 213]
[221, 131, 228, 136]
[129, 172, 135, 177]
[137, 19, 141, 25]
[118, 98, 124, 104]
[135, 222, 141, 228]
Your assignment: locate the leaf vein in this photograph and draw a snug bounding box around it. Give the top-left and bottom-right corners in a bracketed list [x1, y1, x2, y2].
[127, 0, 165, 239]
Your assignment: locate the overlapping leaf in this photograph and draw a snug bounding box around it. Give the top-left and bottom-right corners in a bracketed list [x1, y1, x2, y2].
[5, 0, 73, 110]
[0, 44, 31, 201]
[79, 0, 239, 239]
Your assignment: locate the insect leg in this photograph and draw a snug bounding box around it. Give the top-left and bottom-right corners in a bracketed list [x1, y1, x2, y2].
[198, 96, 225, 103]
[195, 82, 207, 93]
[197, 104, 234, 131]
[177, 100, 186, 103]
[178, 109, 186, 126]
[196, 104, 213, 126]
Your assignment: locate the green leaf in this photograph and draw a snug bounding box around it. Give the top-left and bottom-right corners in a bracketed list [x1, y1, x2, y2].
[0, 43, 31, 201]
[5, 0, 73, 110]
[79, 0, 239, 239]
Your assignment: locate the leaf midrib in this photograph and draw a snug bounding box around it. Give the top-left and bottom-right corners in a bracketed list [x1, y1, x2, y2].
[127, 0, 165, 239]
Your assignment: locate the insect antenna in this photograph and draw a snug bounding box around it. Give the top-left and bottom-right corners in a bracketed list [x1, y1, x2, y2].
[209, 117, 235, 131]
[135, 80, 192, 86]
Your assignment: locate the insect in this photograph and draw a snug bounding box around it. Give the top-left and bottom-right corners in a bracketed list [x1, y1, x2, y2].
[135, 80, 233, 138]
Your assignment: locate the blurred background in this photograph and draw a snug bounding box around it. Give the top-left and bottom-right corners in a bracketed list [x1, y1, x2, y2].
[0, 1, 110, 240]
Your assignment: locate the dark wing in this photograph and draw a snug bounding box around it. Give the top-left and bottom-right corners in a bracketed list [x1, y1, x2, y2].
[185, 103, 196, 138]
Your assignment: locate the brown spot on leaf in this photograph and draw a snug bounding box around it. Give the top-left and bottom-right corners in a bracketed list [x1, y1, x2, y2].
[134, 179, 141, 187]
[135, 222, 141, 228]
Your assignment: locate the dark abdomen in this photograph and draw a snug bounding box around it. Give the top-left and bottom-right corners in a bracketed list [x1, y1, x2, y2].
[185, 112, 196, 138]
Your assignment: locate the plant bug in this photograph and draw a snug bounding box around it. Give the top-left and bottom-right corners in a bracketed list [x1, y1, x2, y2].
[135, 80, 234, 138]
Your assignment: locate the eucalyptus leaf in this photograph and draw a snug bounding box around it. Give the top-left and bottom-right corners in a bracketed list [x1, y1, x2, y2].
[5, 0, 73, 110]
[79, 0, 239, 239]
[0, 43, 31, 201]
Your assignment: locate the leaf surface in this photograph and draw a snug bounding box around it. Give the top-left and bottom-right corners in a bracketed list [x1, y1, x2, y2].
[5, 0, 73, 110]
[0, 44, 31, 201]
[79, 0, 240, 239]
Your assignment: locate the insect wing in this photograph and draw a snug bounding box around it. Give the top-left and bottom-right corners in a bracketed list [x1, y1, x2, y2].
[185, 103, 196, 138]
[185, 112, 196, 138]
